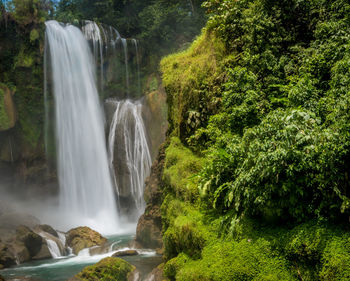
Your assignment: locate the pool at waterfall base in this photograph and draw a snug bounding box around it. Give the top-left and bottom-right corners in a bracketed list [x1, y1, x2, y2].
[0, 234, 161, 281]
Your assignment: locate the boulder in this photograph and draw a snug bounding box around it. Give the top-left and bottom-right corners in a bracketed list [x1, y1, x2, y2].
[34, 225, 58, 238]
[112, 249, 138, 257]
[0, 275, 5, 281]
[0, 242, 16, 268]
[32, 243, 51, 260]
[10, 242, 30, 263]
[145, 263, 167, 281]
[70, 257, 138, 281]
[33, 229, 65, 257]
[88, 244, 110, 256]
[16, 226, 43, 257]
[66, 227, 107, 255]
[136, 208, 162, 249]
[135, 146, 165, 249]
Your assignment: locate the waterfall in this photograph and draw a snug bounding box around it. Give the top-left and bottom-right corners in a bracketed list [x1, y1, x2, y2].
[121, 38, 130, 94]
[45, 20, 119, 234]
[108, 99, 151, 216]
[57, 232, 66, 247]
[47, 239, 62, 259]
[82, 20, 104, 91]
[132, 39, 141, 96]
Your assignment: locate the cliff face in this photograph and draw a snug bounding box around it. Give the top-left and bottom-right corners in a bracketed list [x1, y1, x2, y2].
[135, 144, 165, 249]
[0, 3, 51, 190]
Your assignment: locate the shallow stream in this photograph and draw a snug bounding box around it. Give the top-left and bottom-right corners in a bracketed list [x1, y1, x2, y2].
[0, 234, 161, 281]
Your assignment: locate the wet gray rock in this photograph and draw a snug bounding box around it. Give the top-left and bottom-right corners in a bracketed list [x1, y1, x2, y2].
[0, 242, 16, 268]
[32, 243, 51, 260]
[112, 249, 138, 257]
[16, 226, 43, 257]
[34, 225, 58, 238]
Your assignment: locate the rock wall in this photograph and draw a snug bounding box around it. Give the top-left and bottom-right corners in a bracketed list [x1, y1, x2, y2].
[135, 144, 165, 249]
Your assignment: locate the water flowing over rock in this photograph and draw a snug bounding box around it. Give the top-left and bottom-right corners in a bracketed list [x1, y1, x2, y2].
[107, 99, 151, 220]
[44, 20, 119, 234]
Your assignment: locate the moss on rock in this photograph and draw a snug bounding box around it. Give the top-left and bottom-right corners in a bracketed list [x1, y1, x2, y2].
[0, 84, 16, 131]
[73, 257, 136, 281]
[67, 227, 107, 255]
[163, 137, 204, 201]
[161, 30, 225, 142]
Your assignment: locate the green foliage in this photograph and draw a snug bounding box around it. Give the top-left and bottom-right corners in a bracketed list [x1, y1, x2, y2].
[160, 0, 350, 225]
[320, 236, 350, 280]
[161, 30, 225, 142]
[160, 1, 350, 278]
[29, 28, 39, 42]
[55, 0, 207, 74]
[229, 219, 350, 281]
[163, 137, 204, 201]
[0, 88, 10, 130]
[75, 257, 135, 281]
[174, 239, 297, 281]
[9, 0, 47, 26]
[161, 196, 218, 260]
[163, 253, 190, 280]
[0, 0, 47, 155]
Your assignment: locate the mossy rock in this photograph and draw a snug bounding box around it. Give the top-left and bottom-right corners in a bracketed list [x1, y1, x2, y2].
[163, 137, 204, 201]
[66, 227, 107, 255]
[166, 239, 297, 281]
[72, 257, 136, 281]
[0, 84, 16, 131]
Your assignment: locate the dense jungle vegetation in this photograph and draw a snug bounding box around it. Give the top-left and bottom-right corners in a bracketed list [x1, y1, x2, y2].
[159, 0, 350, 280]
[1, 0, 350, 280]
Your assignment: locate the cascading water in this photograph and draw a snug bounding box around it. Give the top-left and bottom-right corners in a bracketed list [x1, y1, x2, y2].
[47, 239, 62, 259]
[108, 99, 151, 218]
[82, 20, 104, 91]
[132, 39, 141, 95]
[121, 38, 130, 94]
[45, 20, 119, 234]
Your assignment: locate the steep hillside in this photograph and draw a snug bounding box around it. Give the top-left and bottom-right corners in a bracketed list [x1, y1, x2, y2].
[153, 0, 350, 280]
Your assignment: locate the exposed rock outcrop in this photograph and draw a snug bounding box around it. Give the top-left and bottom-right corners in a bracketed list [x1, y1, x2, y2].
[66, 226, 107, 255]
[15, 225, 43, 257]
[34, 225, 58, 238]
[0, 207, 64, 268]
[33, 229, 64, 259]
[145, 263, 167, 281]
[136, 145, 165, 249]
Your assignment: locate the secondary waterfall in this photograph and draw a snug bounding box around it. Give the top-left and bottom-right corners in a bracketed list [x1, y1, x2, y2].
[46, 239, 62, 259]
[45, 20, 119, 234]
[107, 99, 151, 218]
